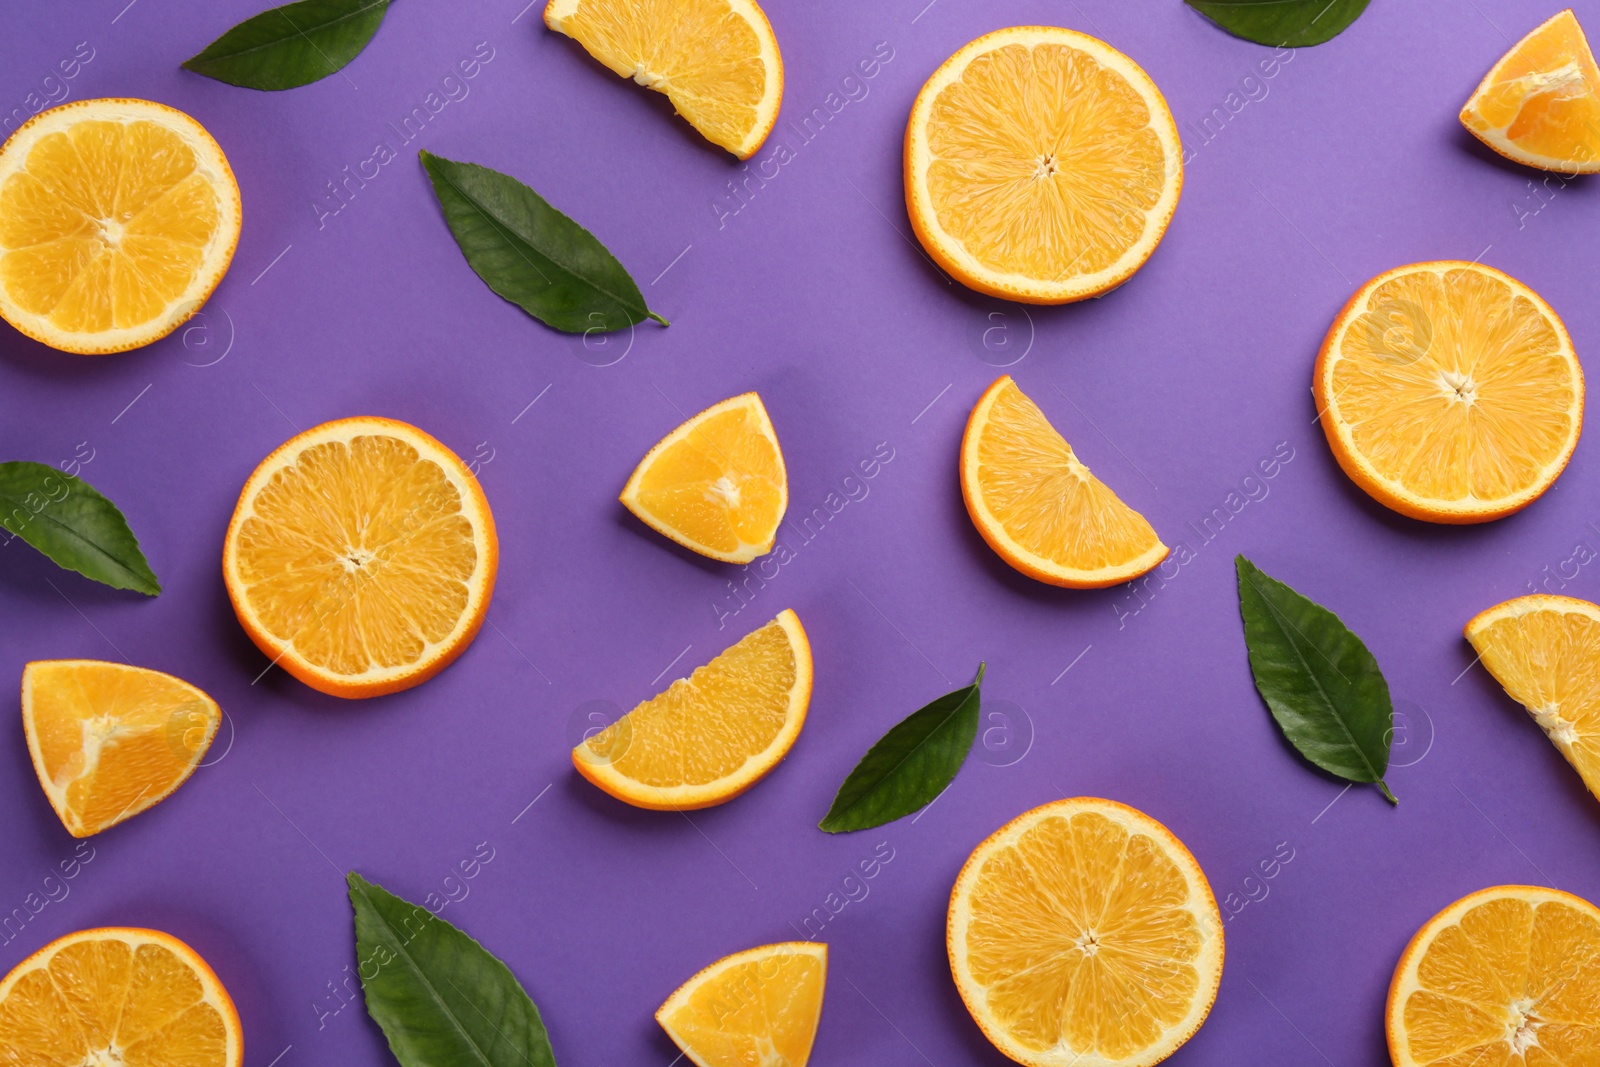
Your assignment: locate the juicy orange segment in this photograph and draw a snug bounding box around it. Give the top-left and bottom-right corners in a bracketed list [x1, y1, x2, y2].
[22, 660, 220, 838]
[0, 926, 242, 1067]
[657, 942, 826, 1067]
[223, 417, 498, 699]
[905, 26, 1182, 304]
[1465, 594, 1600, 805]
[961, 375, 1167, 588]
[573, 609, 810, 810]
[0, 98, 241, 354]
[949, 798, 1224, 1067]
[621, 392, 787, 564]
[545, 0, 783, 158]
[1462, 9, 1600, 173]
[1315, 261, 1583, 523]
[1387, 885, 1600, 1067]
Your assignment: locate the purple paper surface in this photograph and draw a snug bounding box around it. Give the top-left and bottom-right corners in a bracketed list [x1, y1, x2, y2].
[4, 0, 1600, 1063]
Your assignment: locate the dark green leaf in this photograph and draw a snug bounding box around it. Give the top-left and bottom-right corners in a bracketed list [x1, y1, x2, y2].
[183, 0, 391, 91]
[348, 872, 558, 1067]
[1185, 0, 1371, 47]
[820, 664, 985, 833]
[1235, 556, 1396, 803]
[0, 462, 159, 595]
[419, 150, 668, 334]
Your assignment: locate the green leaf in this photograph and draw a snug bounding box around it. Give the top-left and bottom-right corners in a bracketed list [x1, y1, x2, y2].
[1235, 556, 1396, 803]
[419, 150, 668, 334]
[820, 664, 985, 833]
[182, 0, 391, 91]
[1185, 0, 1371, 47]
[348, 872, 558, 1067]
[0, 462, 159, 595]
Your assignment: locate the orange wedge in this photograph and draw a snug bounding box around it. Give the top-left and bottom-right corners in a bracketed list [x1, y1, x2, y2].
[621, 392, 787, 565]
[1387, 885, 1600, 1067]
[223, 417, 497, 699]
[0, 926, 242, 1066]
[657, 942, 827, 1067]
[573, 609, 810, 810]
[961, 375, 1167, 588]
[22, 660, 220, 838]
[1465, 594, 1600, 805]
[1462, 9, 1600, 173]
[544, 0, 783, 159]
[0, 98, 241, 354]
[949, 798, 1224, 1067]
[905, 26, 1182, 304]
[1315, 261, 1583, 523]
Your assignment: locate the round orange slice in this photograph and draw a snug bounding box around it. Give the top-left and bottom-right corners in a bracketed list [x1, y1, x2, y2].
[949, 798, 1224, 1067]
[620, 391, 787, 565]
[1315, 261, 1583, 523]
[223, 417, 497, 699]
[1462, 9, 1600, 173]
[1387, 885, 1600, 1067]
[0, 926, 242, 1067]
[962, 375, 1167, 588]
[573, 609, 810, 810]
[905, 26, 1182, 304]
[657, 942, 827, 1067]
[1465, 594, 1600, 805]
[22, 659, 221, 837]
[0, 98, 241, 354]
[545, 0, 783, 159]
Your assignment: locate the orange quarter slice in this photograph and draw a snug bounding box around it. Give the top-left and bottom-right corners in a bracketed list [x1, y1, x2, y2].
[22, 659, 221, 837]
[573, 609, 810, 809]
[962, 375, 1166, 588]
[657, 942, 827, 1067]
[545, 0, 783, 158]
[621, 392, 787, 564]
[1462, 9, 1600, 173]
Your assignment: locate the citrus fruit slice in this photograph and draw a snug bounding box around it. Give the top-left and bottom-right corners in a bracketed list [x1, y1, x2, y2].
[1465, 594, 1600, 804]
[223, 417, 497, 699]
[949, 797, 1224, 1067]
[1387, 885, 1600, 1067]
[1315, 261, 1583, 523]
[0, 926, 242, 1066]
[905, 26, 1182, 304]
[620, 391, 787, 565]
[544, 0, 782, 159]
[22, 660, 221, 838]
[961, 375, 1167, 588]
[0, 98, 241, 354]
[1462, 9, 1600, 173]
[657, 942, 827, 1067]
[573, 609, 810, 809]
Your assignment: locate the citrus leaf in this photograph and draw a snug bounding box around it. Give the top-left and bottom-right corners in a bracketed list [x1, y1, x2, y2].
[419, 150, 668, 334]
[820, 664, 984, 833]
[348, 872, 558, 1067]
[182, 0, 390, 90]
[1235, 556, 1396, 803]
[0, 462, 159, 595]
[1185, 0, 1371, 47]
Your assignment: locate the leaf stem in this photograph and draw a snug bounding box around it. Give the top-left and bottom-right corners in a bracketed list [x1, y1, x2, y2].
[1377, 779, 1398, 805]
[648, 310, 670, 326]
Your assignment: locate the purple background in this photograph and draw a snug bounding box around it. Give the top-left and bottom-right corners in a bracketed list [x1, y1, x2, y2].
[3, 0, 1600, 1063]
